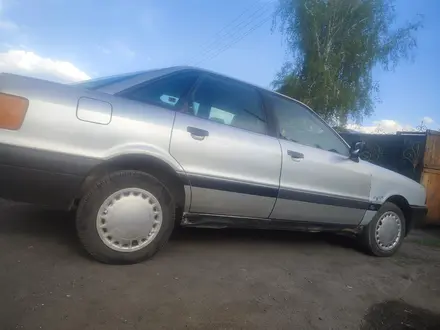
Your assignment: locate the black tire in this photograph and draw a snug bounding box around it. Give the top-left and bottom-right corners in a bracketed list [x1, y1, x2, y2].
[76, 170, 175, 264]
[360, 202, 406, 257]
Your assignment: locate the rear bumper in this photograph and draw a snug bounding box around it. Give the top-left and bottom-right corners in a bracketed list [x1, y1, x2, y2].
[0, 143, 100, 209]
[408, 205, 428, 233]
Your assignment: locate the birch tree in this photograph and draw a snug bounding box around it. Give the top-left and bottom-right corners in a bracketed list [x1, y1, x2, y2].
[273, 0, 422, 125]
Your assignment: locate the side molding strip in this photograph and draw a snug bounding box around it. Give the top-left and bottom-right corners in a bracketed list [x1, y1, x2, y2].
[178, 172, 380, 211]
[185, 173, 279, 198]
[279, 188, 380, 211]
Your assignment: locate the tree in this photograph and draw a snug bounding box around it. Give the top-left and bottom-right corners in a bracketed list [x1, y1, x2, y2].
[272, 0, 422, 126]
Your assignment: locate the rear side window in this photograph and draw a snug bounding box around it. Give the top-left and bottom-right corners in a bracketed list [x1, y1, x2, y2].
[189, 75, 267, 134]
[119, 71, 199, 110]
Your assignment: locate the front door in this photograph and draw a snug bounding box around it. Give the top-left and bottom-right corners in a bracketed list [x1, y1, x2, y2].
[170, 74, 282, 218]
[265, 92, 372, 225]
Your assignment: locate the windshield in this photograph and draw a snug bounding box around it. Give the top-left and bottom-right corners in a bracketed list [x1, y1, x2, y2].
[73, 71, 146, 90]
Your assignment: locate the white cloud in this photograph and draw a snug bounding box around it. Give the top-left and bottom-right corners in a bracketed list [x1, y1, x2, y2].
[347, 120, 415, 134]
[422, 116, 434, 125]
[347, 117, 439, 134]
[0, 49, 90, 82]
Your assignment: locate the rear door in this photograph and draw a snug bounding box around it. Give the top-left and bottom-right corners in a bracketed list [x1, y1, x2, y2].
[170, 74, 282, 218]
[265, 92, 372, 225]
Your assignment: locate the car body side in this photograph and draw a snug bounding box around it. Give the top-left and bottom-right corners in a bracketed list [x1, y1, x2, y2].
[0, 68, 427, 234]
[0, 72, 182, 208]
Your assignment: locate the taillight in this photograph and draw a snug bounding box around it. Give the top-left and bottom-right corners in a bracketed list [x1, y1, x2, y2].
[0, 93, 29, 130]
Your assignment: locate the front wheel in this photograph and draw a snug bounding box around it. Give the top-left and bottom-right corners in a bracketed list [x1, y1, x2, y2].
[76, 170, 175, 264]
[360, 202, 406, 257]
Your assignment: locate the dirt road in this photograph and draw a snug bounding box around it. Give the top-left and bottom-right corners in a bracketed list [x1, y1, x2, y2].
[1, 200, 440, 329]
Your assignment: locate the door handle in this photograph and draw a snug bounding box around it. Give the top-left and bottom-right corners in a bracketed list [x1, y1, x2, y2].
[187, 126, 209, 140]
[287, 150, 304, 159]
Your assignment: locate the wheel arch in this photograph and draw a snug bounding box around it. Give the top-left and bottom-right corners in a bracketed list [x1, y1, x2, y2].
[384, 195, 412, 236]
[76, 153, 188, 211]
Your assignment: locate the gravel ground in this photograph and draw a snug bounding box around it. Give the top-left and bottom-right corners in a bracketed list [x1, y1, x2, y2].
[1, 200, 440, 330]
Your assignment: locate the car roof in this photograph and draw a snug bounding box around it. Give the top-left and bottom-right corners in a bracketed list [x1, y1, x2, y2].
[94, 65, 304, 106]
[93, 65, 265, 93]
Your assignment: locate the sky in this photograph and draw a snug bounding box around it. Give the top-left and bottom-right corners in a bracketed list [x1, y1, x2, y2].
[0, 0, 439, 134]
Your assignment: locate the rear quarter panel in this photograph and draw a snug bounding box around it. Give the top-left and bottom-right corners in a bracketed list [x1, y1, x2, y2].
[0, 74, 181, 172]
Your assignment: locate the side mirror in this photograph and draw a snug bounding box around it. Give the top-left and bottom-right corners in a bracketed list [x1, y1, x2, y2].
[349, 141, 365, 162]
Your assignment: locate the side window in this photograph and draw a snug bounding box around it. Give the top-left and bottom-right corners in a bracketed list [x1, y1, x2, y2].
[190, 75, 267, 134]
[269, 94, 349, 156]
[119, 72, 199, 109]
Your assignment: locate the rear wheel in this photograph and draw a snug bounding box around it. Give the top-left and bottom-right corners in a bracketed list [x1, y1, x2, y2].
[76, 170, 175, 264]
[361, 202, 406, 257]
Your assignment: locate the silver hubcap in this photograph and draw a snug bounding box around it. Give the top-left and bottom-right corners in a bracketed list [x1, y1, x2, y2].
[96, 188, 163, 252]
[375, 211, 402, 251]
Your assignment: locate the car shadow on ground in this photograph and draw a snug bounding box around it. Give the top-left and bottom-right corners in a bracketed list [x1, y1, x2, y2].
[171, 226, 363, 251]
[361, 300, 440, 330]
[0, 202, 364, 257]
[0, 202, 83, 254]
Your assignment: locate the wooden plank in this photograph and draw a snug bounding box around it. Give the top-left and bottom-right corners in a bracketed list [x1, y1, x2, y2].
[421, 168, 440, 225]
[424, 130, 440, 170]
